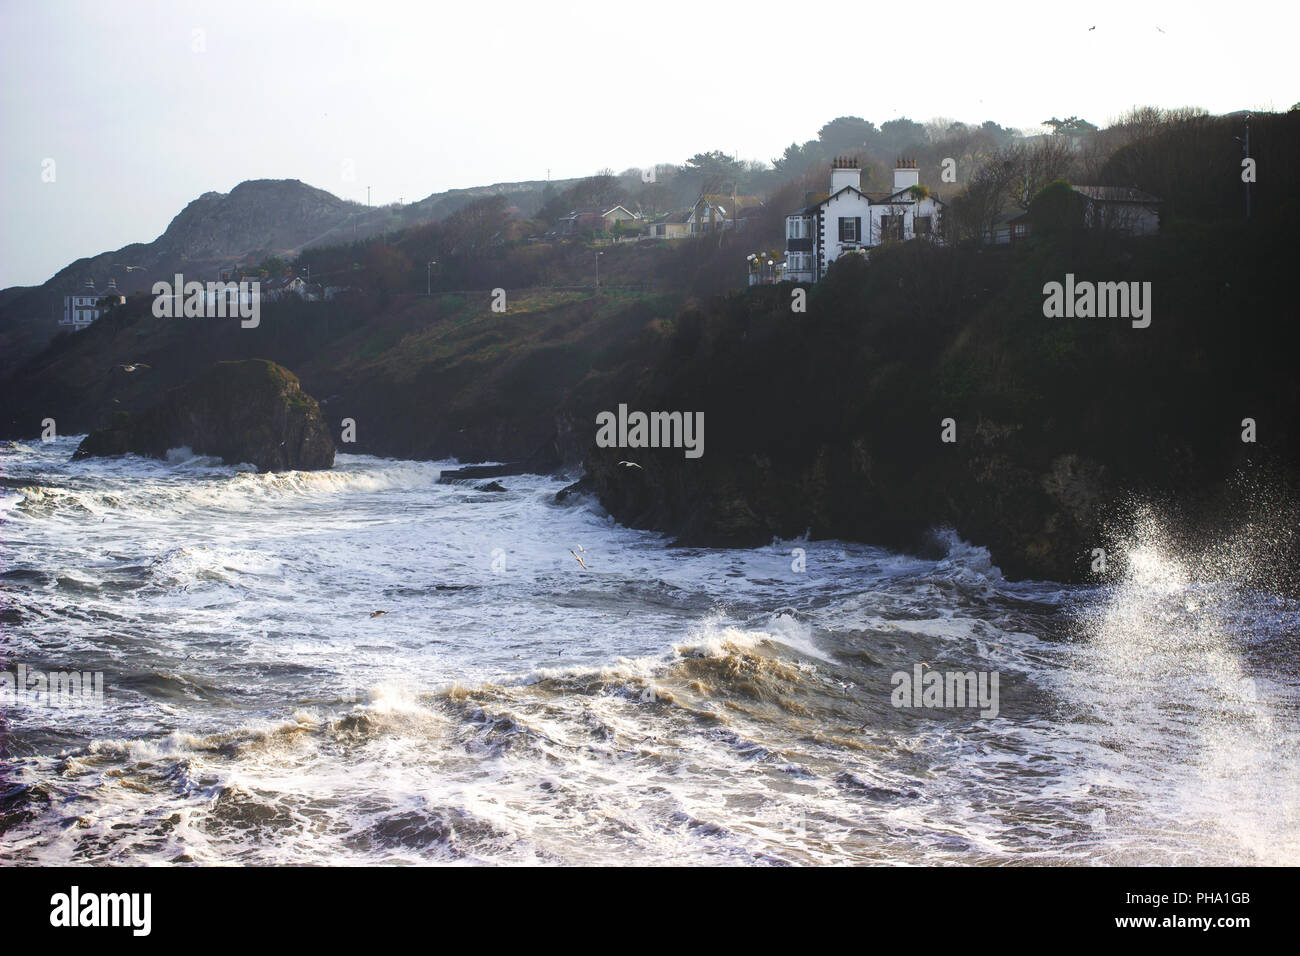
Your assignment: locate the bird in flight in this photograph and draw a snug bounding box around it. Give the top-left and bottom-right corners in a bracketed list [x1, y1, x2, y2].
[571, 550, 588, 570]
[617, 461, 642, 470]
[369, 610, 387, 618]
[116, 363, 150, 372]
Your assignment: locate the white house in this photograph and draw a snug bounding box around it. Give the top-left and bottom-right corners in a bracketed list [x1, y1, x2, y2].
[60, 278, 125, 331]
[262, 275, 310, 300]
[782, 158, 945, 283]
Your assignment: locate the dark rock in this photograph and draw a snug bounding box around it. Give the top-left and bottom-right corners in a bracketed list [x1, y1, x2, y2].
[475, 480, 507, 492]
[554, 476, 594, 503]
[73, 359, 334, 472]
[440, 462, 529, 482]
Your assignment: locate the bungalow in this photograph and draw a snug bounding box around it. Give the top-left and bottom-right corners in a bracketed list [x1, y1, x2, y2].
[782, 158, 945, 283]
[983, 209, 1033, 245]
[993, 186, 1162, 243]
[601, 205, 641, 227]
[646, 209, 693, 239]
[1073, 185, 1161, 236]
[547, 207, 606, 238]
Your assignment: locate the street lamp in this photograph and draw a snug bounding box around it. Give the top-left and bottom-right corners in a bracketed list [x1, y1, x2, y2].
[595, 251, 604, 290]
[427, 260, 438, 295]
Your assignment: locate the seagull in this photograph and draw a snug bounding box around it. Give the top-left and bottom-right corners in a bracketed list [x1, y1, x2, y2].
[369, 610, 387, 618]
[1155, 25, 1164, 33]
[574, 545, 586, 553]
[1088, 25, 1096, 31]
[617, 461, 642, 470]
[116, 363, 150, 373]
[571, 550, 588, 570]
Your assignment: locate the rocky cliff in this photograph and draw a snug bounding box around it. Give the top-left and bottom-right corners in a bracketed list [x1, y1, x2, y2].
[74, 359, 334, 471]
[580, 224, 1300, 585]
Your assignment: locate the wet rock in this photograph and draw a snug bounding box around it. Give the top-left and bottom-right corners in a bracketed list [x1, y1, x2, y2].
[73, 359, 334, 472]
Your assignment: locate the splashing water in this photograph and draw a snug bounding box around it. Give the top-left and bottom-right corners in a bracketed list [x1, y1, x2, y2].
[2, 439, 1297, 864]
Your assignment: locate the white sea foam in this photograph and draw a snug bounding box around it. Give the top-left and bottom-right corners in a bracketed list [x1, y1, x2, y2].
[2, 439, 1297, 865]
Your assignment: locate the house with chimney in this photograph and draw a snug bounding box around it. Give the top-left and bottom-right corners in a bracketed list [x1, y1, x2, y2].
[781, 158, 945, 283]
[60, 278, 126, 331]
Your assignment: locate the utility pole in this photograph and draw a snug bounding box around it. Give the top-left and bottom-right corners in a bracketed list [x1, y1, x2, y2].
[1233, 117, 1252, 219]
[1244, 119, 1251, 219]
[595, 251, 602, 290]
[427, 261, 437, 296]
[367, 185, 371, 207]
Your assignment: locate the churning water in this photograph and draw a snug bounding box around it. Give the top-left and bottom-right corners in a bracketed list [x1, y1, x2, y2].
[2, 438, 1297, 864]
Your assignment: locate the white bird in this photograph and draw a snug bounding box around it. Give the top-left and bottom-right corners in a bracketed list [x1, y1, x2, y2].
[116, 363, 150, 373]
[571, 550, 588, 570]
[618, 461, 642, 470]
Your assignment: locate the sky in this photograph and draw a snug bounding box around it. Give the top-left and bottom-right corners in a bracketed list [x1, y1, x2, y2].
[1, 0, 1296, 288]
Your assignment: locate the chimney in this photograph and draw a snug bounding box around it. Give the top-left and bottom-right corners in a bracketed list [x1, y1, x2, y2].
[893, 158, 920, 194]
[830, 156, 861, 194]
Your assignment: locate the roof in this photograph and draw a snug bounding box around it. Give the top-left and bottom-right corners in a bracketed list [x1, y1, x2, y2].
[698, 193, 760, 211]
[1071, 185, 1160, 203]
[787, 184, 945, 217]
[653, 209, 693, 224]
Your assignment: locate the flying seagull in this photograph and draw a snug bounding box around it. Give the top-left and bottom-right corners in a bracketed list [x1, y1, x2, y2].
[369, 610, 387, 618]
[571, 550, 588, 570]
[617, 461, 642, 470]
[116, 363, 150, 372]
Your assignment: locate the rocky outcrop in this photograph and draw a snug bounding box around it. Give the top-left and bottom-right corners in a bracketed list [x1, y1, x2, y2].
[576, 224, 1300, 584]
[73, 359, 334, 471]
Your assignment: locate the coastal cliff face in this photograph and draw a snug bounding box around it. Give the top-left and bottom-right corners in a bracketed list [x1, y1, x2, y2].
[582, 423, 1116, 581]
[581, 225, 1300, 585]
[74, 359, 334, 472]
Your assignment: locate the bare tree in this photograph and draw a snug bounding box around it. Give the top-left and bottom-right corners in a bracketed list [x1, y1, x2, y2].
[1005, 140, 1076, 209]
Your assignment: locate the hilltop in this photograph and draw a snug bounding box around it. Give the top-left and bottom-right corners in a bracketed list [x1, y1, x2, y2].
[0, 175, 575, 378]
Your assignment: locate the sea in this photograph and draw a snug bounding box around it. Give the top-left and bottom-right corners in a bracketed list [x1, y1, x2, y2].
[2, 437, 1297, 865]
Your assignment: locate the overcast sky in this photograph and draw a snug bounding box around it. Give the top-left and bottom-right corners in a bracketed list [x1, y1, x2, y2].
[1, 0, 1295, 288]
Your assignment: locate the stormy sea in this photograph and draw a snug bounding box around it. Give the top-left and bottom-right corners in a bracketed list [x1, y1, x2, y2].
[2, 436, 1298, 865]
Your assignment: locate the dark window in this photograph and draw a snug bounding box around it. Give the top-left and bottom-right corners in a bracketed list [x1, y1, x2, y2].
[915, 215, 931, 235]
[839, 217, 859, 242]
